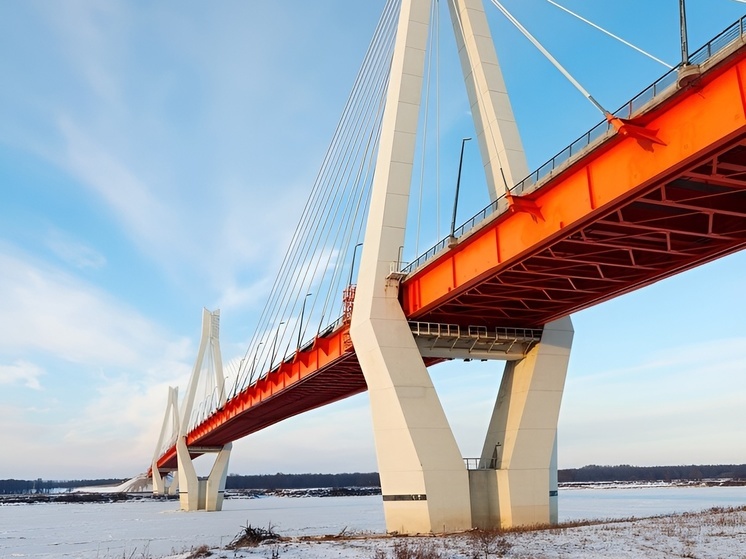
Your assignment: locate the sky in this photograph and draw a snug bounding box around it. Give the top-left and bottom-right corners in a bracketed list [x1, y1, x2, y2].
[1, 0, 745, 481]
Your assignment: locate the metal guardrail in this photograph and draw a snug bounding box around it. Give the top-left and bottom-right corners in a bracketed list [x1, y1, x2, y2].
[464, 457, 498, 471]
[409, 321, 542, 342]
[402, 16, 746, 276]
[409, 321, 461, 337]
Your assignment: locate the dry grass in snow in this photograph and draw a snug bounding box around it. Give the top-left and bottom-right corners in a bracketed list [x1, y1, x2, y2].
[163, 505, 746, 559]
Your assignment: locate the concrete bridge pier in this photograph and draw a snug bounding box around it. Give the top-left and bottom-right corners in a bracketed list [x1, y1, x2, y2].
[350, 0, 474, 534]
[152, 467, 179, 496]
[151, 464, 168, 495]
[152, 386, 180, 498]
[176, 440, 232, 511]
[470, 317, 573, 528]
[352, 295, 473, 534]
[175, 308, 231, 511]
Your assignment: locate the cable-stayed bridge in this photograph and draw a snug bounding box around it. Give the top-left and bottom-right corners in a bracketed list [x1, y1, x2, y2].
[148, 0, 746, 534]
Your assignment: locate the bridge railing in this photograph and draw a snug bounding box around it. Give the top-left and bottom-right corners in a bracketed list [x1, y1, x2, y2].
[494, 327, 543, 342]
[410, 321, 461, 338]
[402, 15, 746, 276]
[463, 457, 497, 470]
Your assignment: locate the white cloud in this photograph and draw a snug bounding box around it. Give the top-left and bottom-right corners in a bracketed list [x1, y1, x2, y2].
[0, 245, 199, 476]
[45, 229, 106, 269]
[227, 395, 377, 476]
[0, 360, 44, 390]
[0, 248, 174, 367]
[57, 116, 183, 259]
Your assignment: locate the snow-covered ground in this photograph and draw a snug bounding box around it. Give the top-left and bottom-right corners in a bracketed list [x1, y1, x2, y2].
[183, 506, 746, 559]
[1, 486, 744, 558]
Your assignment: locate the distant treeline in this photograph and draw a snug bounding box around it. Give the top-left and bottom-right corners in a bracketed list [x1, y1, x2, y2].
[0, 478, 126, 495]
[558, 464, 746, 483]
[4, 465, 745, 494]
[226, 472, 380, 490]
[226, 465, 746, 489]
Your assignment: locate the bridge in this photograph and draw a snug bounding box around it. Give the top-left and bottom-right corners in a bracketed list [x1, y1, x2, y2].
[148, 0, 746, 534]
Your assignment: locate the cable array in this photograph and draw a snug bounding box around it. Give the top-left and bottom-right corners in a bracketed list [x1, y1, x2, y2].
[228, 0, 402, 398]
[543, 0, 673, 69]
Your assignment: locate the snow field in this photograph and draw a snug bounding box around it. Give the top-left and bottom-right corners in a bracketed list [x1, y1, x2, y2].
[163, 506, 746, 559]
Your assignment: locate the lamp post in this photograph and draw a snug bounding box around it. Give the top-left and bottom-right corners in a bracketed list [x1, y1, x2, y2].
[270, 322, 284, 369]
[348, 242, 363, 286]
[450, 137, 472, 239]
[679, 0, 689, 66]
[297, 293, 312, 351]
[250, 342, 263, 377]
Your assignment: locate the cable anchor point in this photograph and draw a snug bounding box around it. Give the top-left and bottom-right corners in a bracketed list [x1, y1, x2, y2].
[506, 192, 544, 223]
[606, 113, 666, 147]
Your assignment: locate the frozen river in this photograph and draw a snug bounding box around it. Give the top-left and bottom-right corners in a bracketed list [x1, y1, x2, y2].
[1, 486, 744, 558]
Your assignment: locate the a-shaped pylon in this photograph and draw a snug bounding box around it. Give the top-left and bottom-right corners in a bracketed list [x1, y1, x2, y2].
[351, 0, 573, 533]
[152, 308, 232, 511]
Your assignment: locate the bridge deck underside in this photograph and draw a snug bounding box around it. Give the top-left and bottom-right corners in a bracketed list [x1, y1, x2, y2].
[195, 356, 367, 448]
[157, 353, 367, 470]
[417, 141, 746, 328]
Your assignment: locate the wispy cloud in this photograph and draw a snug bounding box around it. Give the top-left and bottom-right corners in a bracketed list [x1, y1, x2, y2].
[0, 245, 195, 477]
[57, 116, 182, 260]
[45, 229, 106, 270]
[0, 247, 172, 366]
[0, 360, 44, 390]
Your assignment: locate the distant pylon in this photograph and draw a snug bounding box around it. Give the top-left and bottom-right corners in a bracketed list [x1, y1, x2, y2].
[175, 309, 232, 511]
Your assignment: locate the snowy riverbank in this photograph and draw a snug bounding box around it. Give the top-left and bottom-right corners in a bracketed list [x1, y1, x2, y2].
[163, 506, 746, 559]
[2, 486, 744, 558]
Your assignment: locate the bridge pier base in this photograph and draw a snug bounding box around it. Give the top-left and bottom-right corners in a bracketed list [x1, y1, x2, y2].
[471, 317, 573, 528]
[176, 437, 232, 512]
[152, 462, 167, 495]
[168, 474, 179, 496]
[349, 0, 474, 532]
[353, 307, 473, 534]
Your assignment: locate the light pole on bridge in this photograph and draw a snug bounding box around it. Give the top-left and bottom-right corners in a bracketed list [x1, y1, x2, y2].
[450, 137, 472, 241]
[679, 0, 689, 65]
[297, 293, 312, 351]
[270, 322, 285, 370]
[348, 242, 363, 287]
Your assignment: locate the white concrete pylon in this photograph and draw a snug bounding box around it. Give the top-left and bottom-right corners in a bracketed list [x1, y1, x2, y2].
[349, 0, 576, 533]
[180, 309, 226, 435]
[152, 386, 179, 496]
[350, 0, 473, 534]
[175, 308, 232, 512]
[448, 0, 529, 201]
[447, 0, 573, 529]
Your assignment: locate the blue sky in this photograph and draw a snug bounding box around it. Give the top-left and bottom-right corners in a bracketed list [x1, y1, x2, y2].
[1, 0, 745, 480]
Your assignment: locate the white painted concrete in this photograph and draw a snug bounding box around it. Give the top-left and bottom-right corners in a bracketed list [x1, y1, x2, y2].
[152, 386, 179, 497]
[476, 317, 574, 527]
[176, 435, 200, 511]
[205, 443, 232, 511]
[350, 0, 473, 534]
[352, 0, 574, 533]
[448, 0, 529, 200]
[172, 309, 232, 511]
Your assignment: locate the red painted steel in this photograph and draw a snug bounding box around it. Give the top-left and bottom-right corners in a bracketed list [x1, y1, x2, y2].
[154, 39, 746, 474]
[402, 48, 746, 326]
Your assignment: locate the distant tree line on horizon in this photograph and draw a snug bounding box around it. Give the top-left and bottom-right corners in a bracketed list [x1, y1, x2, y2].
[225, 472, 380, 490]
[0, 478, 126, 495]
[558, 464, 746, 483]
[3, 464, 745, 494]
